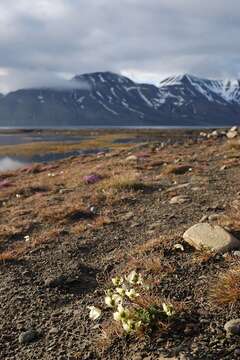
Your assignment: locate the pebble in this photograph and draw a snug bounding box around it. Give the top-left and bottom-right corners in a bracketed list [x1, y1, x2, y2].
[19, 329, 39, 344]
[121, 211, 134, 221]
[208, 213, 222, 222]
[165, 183, 190, 192]
[227, 130, 238, 139]
[183, 223, 240, 253]
[169, 195, 190, 205]
[44, 275, 65, 288]
[149, 221, 161, 230]
[49, 327, 58, 334]
[125, 155, 138, 162]
[199, 215, 209, 222]
[224, 319, 240, 336]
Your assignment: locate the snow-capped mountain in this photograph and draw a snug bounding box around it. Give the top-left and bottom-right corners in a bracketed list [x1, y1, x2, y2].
[0, 72, 239, 127]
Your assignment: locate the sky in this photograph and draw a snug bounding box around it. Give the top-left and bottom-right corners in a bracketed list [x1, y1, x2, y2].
[0, 0, 240, 92]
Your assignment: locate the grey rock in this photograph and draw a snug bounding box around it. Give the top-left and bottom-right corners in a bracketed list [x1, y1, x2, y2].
[183, 223, 240, 253]
[19, 329, 39, 344]
[224, 319, 240, 336]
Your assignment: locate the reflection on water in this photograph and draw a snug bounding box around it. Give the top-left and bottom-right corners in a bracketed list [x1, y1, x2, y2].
[0, 148, 109, 172]
[0, 157, 28, 172]
[0, 133, 91, 146]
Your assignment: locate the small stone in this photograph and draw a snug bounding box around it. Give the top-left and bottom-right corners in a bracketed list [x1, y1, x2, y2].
[49, 327, 58, 334]
[183, 223, 240, 253]
[227, 130, 238, 139]
[208, 213, 222, 222]
[165, 183, 190, 192]
[199, 215, 209, 223]
[19, 329, 39, 344]
[230, 126, 238, 132]
[125, 155, 138, 162]
[59, 188, 73, 194]
[149, 221, 161, 230]
[44, 276, 65, 288]
[121, 211, 134, 221]
[132, 355, 142, 360]
[171, 165, 191, 175]
[211, 130, 219, 137]
[173, 243, 184, 251]
[234, 349, 240, 356]
[224, 319, 240, 336]
[170, 195, 190, 205]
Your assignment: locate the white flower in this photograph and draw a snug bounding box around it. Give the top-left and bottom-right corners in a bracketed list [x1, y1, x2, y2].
[162, 302, 175, 317]
[113, 304, 130, 322]
[104, 294, 122, 308]
[116, 286, 126, 297]
[112, 276, 124, 287]
[16, 194, 21, 198]
[122, 319, 142, 333]
[24, 235, 30, 242]
[126, 288, 139, 300]
[126, 270, 143, 285]
[122, 319, 132, 333]
[87, 306, 102, 320]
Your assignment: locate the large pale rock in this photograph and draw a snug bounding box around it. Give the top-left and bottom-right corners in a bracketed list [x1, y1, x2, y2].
[183, 223, 240, 253]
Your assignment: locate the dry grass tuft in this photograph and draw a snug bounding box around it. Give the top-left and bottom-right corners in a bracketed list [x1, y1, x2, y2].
[0, 249, 18, 262]
[190, 250, 216, 265]
[223, 139, 240, 151]
[208, 268, 240, 307]
[130, 236, 168, 256]
[96, 321, 123, 352]
[162, 164, 191, 176]
[123, 255, 173, 277]
[0, 242, 28, 262]
[99, 172, 146, 193]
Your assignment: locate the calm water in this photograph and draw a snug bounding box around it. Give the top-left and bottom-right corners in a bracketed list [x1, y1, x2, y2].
[0, 148, 110, 172]
[0, 132, 90, 146]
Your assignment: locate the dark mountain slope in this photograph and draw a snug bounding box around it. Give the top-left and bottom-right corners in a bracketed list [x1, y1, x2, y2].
[0, 72, 239, 127]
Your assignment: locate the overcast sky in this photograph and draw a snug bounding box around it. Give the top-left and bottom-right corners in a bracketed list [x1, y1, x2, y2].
[0, 0, 240, 92]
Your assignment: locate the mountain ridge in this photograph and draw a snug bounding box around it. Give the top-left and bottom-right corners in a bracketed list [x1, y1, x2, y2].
[0, 71, 240, 127]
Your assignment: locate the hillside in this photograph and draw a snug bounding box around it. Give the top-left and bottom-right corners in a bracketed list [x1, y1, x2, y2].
[1, 72, 240, 127]
[1, 129, 240, 359]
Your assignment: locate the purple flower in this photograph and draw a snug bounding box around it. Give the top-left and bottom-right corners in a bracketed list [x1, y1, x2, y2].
[83, 174, 102, 184]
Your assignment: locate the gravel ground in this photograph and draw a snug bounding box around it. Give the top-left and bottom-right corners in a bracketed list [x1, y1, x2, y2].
[0, 130, 240, 359]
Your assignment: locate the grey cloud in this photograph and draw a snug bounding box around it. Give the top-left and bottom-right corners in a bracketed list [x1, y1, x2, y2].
[0, 0, 240, 92]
